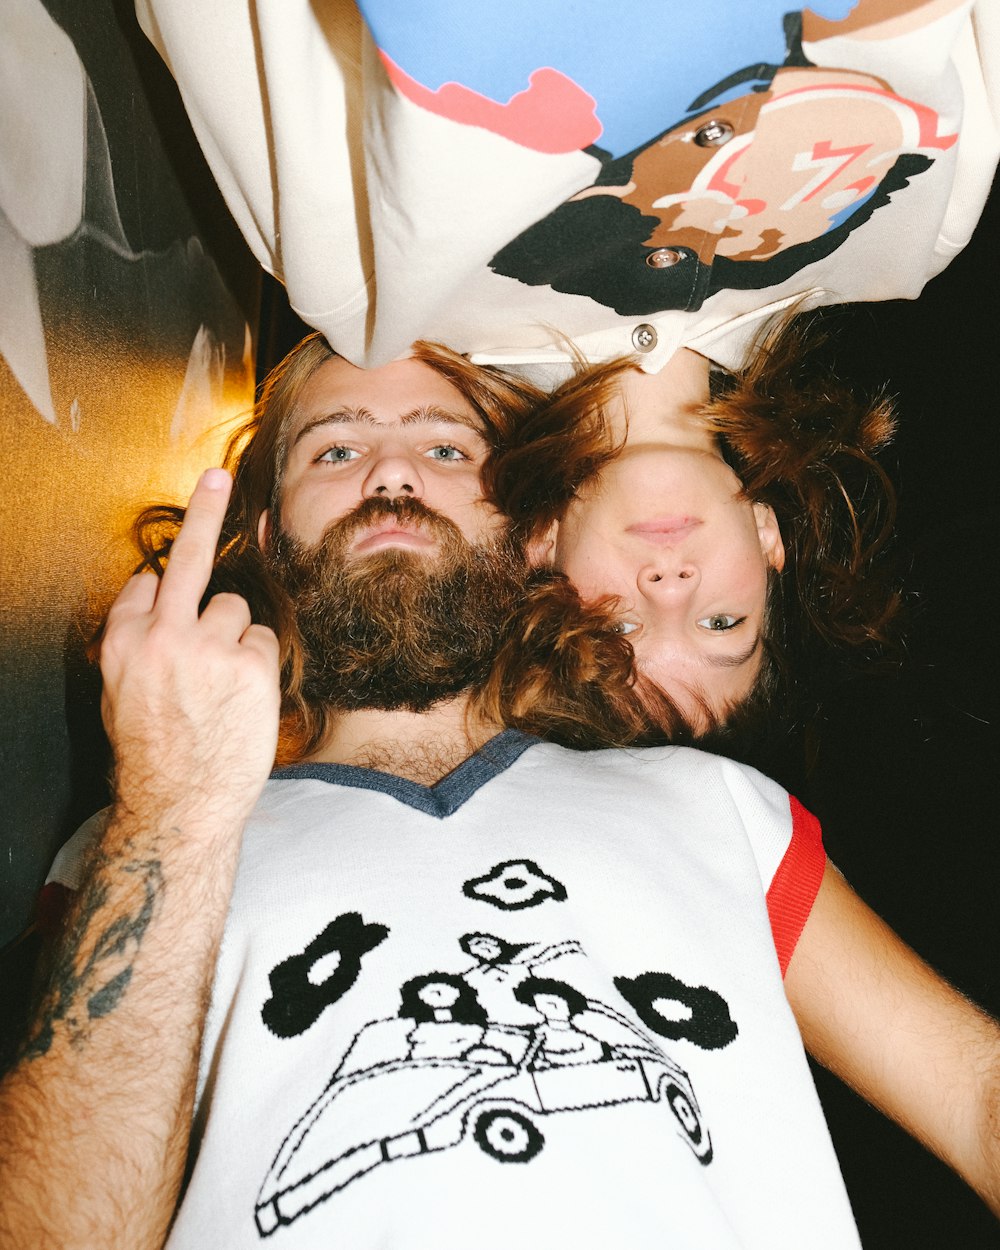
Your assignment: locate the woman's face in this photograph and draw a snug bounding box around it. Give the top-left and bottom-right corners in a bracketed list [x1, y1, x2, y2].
[531, 992, 572, 1022]
[550, 443, 784, 726]
[467, 936, 501, 962]
[418, 982, 461, 1010]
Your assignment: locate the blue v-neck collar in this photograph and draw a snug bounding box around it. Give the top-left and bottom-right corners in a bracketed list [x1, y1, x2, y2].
[269, 729, 538, 819]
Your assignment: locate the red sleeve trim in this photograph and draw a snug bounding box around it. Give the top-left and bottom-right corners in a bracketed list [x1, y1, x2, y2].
[766, 796, 827, 977]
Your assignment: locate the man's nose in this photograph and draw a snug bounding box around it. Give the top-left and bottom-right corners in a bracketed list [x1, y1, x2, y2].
[362, 450, 425, 500]
[636, 559, 700, 600]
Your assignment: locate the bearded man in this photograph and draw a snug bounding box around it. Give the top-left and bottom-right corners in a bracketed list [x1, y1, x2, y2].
[1, 337, 997, 1250]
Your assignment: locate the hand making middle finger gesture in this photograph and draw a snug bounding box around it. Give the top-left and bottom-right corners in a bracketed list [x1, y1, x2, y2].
[99, 468, 281, 829]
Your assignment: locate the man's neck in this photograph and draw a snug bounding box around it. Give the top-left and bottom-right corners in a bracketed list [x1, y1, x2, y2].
[302, 695, 504, 785]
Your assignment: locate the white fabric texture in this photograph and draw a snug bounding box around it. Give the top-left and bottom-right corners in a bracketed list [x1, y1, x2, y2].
[69, 735, 858, 1249]
[133, 0, 998, 382]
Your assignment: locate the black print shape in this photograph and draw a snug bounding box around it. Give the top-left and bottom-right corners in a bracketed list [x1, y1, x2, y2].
[614, 971, 738, 1050]
[491, 141, 931, 316]
[255, 945, 713, 1234]
[261, 912, 389, 1038]
[462, 859, 567, 911]
[473, 1108, 544, 1163]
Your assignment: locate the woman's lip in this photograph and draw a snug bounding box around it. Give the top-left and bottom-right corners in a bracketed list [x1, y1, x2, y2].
[626, 517, 701, 537]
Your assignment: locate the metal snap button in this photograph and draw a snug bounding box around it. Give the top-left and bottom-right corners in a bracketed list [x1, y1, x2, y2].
[645, 248, 684, 269]
[631, 324, 657, 352]
[693, 118, 734, 147]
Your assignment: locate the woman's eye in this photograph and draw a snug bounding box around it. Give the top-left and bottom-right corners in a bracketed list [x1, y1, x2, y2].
[613, 620, 640, 636]
[317, 445, 359, 463]
[697, 613, 743, 632]
[426, 444, 467, 461]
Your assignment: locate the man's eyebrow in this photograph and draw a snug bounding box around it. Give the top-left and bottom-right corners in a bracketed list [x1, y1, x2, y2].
[703, 634, 761, 669]
[290, 405, 483, 448]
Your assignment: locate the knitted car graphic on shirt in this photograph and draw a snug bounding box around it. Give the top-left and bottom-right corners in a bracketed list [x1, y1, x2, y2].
[255, 973, 713, 1238]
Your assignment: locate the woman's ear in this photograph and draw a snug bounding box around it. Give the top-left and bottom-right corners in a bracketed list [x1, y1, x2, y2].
[753, 502, 785, 572]
[526, 519, 559, 569]
[257, 508, 271, 551]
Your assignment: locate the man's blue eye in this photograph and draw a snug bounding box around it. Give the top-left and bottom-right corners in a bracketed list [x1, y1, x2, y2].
[318, 446, 358, 463]
[697, 614, 742, 631]
[426, 445, 465, 461]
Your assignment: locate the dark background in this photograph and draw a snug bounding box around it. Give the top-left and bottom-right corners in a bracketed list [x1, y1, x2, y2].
[1, 2, 997, 1241]
[794, 200, 1000, 1243]
[788, 194, 999, 1244]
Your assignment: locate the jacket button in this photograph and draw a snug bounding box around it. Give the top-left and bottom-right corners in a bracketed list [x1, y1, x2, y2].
[694, 118, 734, 147]
[646, 248, 684, 269]
[631, 324, 657, 352]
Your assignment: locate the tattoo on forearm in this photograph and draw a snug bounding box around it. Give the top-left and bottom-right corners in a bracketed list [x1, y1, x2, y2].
[20, 856, 164, 1062]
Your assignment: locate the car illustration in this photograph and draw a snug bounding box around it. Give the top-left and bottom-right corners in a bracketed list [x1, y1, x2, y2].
[255, 1020, 712, 1237]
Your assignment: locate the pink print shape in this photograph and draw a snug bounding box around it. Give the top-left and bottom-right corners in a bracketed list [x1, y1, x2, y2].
[380, 52, 602, 154]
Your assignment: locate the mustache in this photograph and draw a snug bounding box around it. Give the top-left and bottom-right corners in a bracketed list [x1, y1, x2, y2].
[317, 495, 465, 553]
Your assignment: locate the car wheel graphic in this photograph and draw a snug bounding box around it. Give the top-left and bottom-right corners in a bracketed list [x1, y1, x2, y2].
[664, 1082, 713, 1164]
[473, 1109, 544, 1163]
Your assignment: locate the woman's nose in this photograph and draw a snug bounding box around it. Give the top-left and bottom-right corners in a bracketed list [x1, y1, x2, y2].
[636, 560, 700, 598]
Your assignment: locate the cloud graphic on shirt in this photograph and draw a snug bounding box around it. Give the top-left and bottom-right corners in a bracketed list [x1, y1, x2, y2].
[463, 859, 568, 911]
[262, 912, 390, 1038]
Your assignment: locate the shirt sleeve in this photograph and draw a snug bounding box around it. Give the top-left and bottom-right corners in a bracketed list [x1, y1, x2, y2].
[45, 808, 108, 891]
[765, 796, 826, 976]
[717, 757, 826, 977]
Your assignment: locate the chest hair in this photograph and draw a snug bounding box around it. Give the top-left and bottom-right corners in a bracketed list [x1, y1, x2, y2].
[346, 737, 475, 785]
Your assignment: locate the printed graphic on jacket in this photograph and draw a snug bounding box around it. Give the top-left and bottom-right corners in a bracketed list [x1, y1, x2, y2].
[361, 1, 961, 312]
[254, 931, 731, 1238]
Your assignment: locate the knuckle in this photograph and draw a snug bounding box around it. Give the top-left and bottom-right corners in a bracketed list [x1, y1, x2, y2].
[208, 591, 251, 614]
[99, 617, 140, 666]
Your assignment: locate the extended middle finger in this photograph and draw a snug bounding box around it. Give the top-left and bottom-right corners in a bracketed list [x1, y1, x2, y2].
[155, 469, 232, 621]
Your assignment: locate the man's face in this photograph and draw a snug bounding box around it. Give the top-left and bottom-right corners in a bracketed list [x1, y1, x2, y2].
[263, 355, 527, 713]
[270, 355, 503, 552]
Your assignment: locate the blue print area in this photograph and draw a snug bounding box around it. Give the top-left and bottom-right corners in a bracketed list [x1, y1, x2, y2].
[359, 0, 860, 155]
[825, 184, 881, 232]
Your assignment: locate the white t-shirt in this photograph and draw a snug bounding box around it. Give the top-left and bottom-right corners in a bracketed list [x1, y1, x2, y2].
[52, 733, 860, 1248]
[133, 0, 999, 381]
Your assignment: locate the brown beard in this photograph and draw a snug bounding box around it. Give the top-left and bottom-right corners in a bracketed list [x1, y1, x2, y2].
[270, 496, 528, 712]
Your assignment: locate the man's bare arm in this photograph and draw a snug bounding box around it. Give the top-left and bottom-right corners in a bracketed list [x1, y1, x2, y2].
[786, 861, 1000, 1218]
[0, 470, 280, 1250]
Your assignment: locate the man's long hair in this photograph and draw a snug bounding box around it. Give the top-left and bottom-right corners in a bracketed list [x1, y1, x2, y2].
[133, 335, 683, 763]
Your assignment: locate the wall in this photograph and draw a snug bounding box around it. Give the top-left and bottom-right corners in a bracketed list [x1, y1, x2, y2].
[0, 0, 259, 950]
